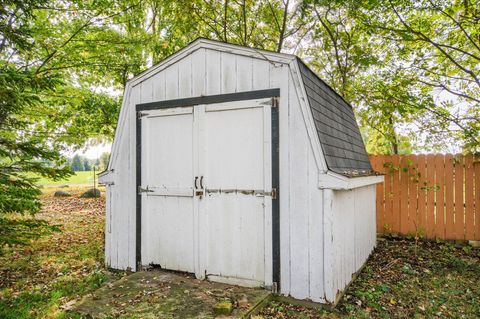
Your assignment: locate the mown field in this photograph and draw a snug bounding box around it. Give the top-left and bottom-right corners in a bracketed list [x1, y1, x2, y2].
[0, 188, 479, 318]
[29, 171, 98, 187]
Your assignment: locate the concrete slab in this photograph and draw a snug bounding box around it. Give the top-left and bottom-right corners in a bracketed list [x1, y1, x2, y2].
[73, 270, 271, 318]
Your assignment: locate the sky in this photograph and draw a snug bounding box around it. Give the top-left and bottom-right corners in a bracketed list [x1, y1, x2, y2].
[67, 142, 112, 159]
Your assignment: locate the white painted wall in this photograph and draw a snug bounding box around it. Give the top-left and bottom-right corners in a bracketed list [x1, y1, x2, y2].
[103, 40, 377, 304]
[327, 185, 377, 302]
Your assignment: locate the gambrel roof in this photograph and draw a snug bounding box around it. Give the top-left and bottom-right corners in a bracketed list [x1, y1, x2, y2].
[297, 59, 373, 177]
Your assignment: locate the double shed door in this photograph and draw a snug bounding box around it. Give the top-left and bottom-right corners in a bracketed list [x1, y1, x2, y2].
[140, 98, 274, 287]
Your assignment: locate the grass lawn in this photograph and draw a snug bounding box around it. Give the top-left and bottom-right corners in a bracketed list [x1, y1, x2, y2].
[0, 189, 478, 318]
[30, 171, 99, 187]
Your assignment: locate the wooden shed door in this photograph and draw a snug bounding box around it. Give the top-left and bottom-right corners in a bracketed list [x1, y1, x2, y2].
[140, 107, 196, 273]
[140, 98, 273, 287]
[199, 99, 272, 287]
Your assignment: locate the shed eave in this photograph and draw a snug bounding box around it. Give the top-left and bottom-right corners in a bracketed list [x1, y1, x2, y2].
[318, 171, 384, 190]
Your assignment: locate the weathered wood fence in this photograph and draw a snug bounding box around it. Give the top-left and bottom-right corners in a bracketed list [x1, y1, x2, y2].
[370, 154, 480, 240]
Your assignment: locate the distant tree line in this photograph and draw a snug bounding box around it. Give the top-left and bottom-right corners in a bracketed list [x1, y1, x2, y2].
[69, 152, 110, 172]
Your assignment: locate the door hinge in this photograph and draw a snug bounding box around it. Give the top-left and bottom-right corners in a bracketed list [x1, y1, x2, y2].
[271, 188, 278, 199]
[271, 97, 279, 108]
[137, 111, 148, 119]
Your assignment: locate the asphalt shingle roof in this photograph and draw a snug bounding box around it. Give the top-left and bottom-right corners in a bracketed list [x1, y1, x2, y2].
[297, 58, 374, 177]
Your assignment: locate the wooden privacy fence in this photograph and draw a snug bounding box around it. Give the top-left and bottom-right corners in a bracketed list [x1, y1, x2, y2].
[370, 154, 480, 241]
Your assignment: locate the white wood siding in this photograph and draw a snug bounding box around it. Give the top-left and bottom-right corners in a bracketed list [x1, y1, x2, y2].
[328, 185, 377, 302]
[284, 72, 325, 302]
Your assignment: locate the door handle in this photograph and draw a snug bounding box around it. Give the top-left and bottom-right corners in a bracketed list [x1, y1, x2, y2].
[194, 176, 198, 189]
[200, 176, 204, 189]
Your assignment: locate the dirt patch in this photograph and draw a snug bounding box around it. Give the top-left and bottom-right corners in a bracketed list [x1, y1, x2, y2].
[74, 270, 270, 318]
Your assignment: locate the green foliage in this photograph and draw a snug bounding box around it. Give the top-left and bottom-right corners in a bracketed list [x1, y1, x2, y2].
[0, 0, 73, 250]
[353, 0, 480, 152]
[0, 66, 72, 214]
[1, 0, 479, 252]
[298, 0, 480, 153]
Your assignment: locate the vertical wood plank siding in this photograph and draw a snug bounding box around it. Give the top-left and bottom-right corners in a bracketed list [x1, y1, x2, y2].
[370, 154, 480, 240]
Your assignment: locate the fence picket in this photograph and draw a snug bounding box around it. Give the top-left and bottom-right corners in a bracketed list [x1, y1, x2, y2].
[454, 156, 465, 240]
[391, 155, 401, 234]
[444, 155, 455, 239]
[474, 155, 480, 240]
[434, 154, 446, 239]
[465, 156, 475, 239]
[369, 154, 477, 241]
[417, 155, 427, 237]
[383, 156, 394, 234]
[407, 155, 417, 234]
[400, 155, 410, 235]
[426, 154, 436, 238]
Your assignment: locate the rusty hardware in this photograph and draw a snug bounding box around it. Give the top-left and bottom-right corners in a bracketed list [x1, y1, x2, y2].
[205, 188, 277, 197]
[138, 186, 154, 194]
[271, 97, 279, 108]
[137, 111, 148, 118]
[271, 188, 278, 199]
[195, 190, 204, 197]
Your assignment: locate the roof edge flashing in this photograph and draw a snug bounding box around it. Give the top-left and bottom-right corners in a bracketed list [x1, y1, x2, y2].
[318, 171, 384, 190]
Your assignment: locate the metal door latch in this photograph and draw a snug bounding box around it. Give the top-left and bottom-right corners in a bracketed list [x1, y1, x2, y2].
[194, 176, 205, 198]
[271, 188, 278, 199]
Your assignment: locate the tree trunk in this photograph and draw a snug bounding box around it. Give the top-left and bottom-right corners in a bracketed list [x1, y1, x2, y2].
[388, 116, 399, 154]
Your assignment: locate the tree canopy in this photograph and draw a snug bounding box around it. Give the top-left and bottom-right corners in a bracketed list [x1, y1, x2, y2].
[0, 0, 478, 225]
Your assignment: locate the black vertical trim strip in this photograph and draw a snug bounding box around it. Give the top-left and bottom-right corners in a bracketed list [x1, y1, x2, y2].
[271, 102, 281, 290]
[135, 113, 142, 270]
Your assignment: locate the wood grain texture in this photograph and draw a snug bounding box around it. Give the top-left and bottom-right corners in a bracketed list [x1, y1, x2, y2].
[370, 154, 477, 241]
[454, 156, 465, 240]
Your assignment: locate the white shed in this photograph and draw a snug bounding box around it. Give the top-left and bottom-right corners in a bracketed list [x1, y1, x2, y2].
[99, 38, 384, 304]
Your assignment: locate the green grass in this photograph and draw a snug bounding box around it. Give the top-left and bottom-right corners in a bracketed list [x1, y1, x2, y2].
[0, 189, 122, 319]
[30, 171, 98, 187]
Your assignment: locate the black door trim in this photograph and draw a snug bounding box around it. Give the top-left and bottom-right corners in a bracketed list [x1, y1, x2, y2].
[137, 88, 280, 111]
[271, 101, 280, 291]
[135, 89, 281, 290]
